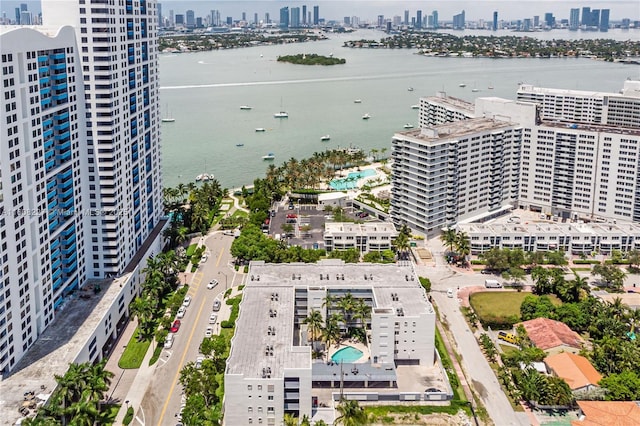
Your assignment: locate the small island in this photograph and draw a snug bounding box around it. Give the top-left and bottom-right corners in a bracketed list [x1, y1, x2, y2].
[277, 53, 346, 65]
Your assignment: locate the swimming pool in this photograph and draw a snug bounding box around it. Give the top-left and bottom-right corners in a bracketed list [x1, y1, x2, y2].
[329, 169, 376, 191]
[331, 346, 364, 363]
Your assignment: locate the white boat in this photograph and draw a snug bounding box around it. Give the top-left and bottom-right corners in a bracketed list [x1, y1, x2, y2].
[488, 85, 494, 90]
[321, 135, 330, 141]
[274, 111, 288, 118]
[407, 87, 414, 91]
[161, 104, 175, 122]
[240, 105, 253, 110]
[411, 105, 419, 109]
[196, 173, 213, 182]
[262, 153, 275, 160]
[472, 88, 480, 92]
[354, 99, 362, 103]
[255, 128, 266, 132]
[459, 83, 466, 88]
[362, 113, 371, 120]
[403, 123, 414, 129]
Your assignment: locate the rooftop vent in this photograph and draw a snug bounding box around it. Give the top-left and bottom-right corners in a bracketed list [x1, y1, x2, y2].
[267, 326, 276, 336]
[364, 274, 368, 280]
[369, 274, 373, 280]
[264, 345, 274, 356]
[269, 309, 277, 318]
[341, 274, 344, 280]
[320, 274, 324, 280]
[251, 275, 255, 281]
[396, 307, 404, 317]
[271, 292, 279, 301]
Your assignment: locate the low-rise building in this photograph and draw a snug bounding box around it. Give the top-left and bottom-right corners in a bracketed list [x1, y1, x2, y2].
[323, 222, 398, 253]
[518, 318, 584, 354]
[544, 353, 602, 392]
[224, 260, 437, 425]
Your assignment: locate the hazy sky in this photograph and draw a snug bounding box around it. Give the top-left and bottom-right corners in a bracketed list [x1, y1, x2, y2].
[5, 1, 640, 22]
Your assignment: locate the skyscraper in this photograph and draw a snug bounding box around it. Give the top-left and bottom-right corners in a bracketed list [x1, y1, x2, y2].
[313, 5, 319, 25]
[416, 10, 422, 29]
[0, 25, 89, 376]
[14, 7, 20, 24]
[600, 9, 610, 31]
[404, 10, 409, 26]
[291, 7, 300, 28]
[280, 7, 289, 29]
[158, 3, 162, 27]
[452, 10, 465, 30]
[492, 11, 498, 31]
[186, 10, 195, 28]
[581, 7, 591, 26]
[42, 0, 164, 280]
[569, 8, 580, 30]
[544, 13, 554, 28]
[432, 11, 438, 29]
[302, 5, 307, 25]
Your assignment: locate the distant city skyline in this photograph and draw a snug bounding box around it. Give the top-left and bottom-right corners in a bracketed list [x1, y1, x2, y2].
[3, 1, 639, 23]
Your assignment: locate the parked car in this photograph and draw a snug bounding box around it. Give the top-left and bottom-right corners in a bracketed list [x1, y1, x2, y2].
[209, 313, 218, 324]
[270, 210, 276, 217]
[164, 334, 174, 349]
[182, 296, 191, 307]
[286, 213, 297, 219]
[176, 306, 186, 319]
[205, 326, 213, 338]
[498, 331, 517, 344]
[207, 279, 218, 290]
[195, 356, 204, 369]
[212, 299, 222, 312]
[170, 320, 181, 333]
[200, 255, 208, 263]
[447, 288, 454, 298]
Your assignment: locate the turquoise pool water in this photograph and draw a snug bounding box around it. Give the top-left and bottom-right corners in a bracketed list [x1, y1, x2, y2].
[331, 346, 364, 363]
[329, 169, 376, 190]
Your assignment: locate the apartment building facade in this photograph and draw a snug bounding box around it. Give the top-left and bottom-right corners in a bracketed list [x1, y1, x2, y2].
[42, 0, 164, 279]
[323, 222, 398, 253]
[0, 26, 89, 375]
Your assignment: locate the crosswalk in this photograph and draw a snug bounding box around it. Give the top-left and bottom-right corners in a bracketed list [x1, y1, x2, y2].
[188, 271, 204, 296]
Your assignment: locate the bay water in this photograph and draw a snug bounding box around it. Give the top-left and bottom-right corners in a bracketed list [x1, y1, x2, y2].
[159, 30, 639, 189]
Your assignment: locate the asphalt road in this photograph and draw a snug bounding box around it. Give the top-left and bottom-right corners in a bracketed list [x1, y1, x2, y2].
[137, 232, 238, 426]
[415, 244, 531, 426]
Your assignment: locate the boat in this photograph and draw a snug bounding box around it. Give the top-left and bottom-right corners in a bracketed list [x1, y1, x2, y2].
[240, 105, 253, 110]
[161, 104, 175, 122]
[321, 135, 330, 141]
[236, 144, 244, 147]
[459, 83, 466, 87]
[411, 105, 419, 109]
[407, 87, 414, 91]
[274, 98, 288, 118]
[255, 128, 266, 132]
[354, 99, 362, 103]
[195, 173, 212, 182]
[488, 85, 494, 90]
[262, 153, 275, 160]
[403, 123, 414, 129]
[472, 88, 480, 92]
[362, 113, 371, 120]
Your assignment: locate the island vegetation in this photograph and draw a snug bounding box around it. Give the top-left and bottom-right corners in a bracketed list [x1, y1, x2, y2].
[277, 53, 346, 65]
[159, 31, 327, 53]
[344, 31, 640, 62]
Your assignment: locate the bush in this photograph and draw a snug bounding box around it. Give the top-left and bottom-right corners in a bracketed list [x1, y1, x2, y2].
[123, 407, 134, 425]
[419, 277, 431, 292]
[572, 259, 601, 264]
[471, 259, 487, 265]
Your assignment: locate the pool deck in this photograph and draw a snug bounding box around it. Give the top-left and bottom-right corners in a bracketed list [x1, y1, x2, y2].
[327, 162, 390, 191]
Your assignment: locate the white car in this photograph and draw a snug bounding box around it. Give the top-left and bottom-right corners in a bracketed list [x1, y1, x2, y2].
[209, 313, 218, 324]
[205, 326, 213, 338]
[200, 255, 208, 263]
[207, 279, 218, 290]
[176, 306, 186, 318]
[195, 356, 204, 369]
[164, 334, 174, 349]
[182, 295, 191, 307]
[212, 299, 222, 312]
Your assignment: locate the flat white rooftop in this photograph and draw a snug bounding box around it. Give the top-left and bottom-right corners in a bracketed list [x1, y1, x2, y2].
[324, 222, 397, 234]
[398, 117, 515, 142]
[227, 261, 433, 379]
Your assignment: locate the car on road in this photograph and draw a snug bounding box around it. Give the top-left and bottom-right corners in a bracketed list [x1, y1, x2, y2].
[200, 254, 208, 263]
[270, 210, 276, 217]
[176, 306, 186, 318]
[164, 334, 174, 349]
[182, 295, 191, 307]
[209, 313, 218, 324]
[207, 279, 219, 289]
[212, 299, 222, 312]
[170, 320, 181, 333]
[447, 288, 454, 298]
[205, 326, 213, 338]
[195, 356, 204, 369]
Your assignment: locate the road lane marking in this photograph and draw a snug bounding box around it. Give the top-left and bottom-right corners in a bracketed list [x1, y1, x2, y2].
[215, 248, 224, 268]
[157, 294, 207, 425]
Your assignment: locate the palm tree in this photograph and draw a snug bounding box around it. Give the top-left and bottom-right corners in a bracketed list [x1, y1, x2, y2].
[392, 233, 410, 261]
[322, 314, 343, 354]
[300, 414, 311, 426]
[283, 413, 298, 426]
[303, 310, 325, 351]
[84, 360, 114, 412]
[337, 293, 357, 330]
[440, 227, 457, 253]
[334, 399, 369, 426]
[455, 231, 470, 264]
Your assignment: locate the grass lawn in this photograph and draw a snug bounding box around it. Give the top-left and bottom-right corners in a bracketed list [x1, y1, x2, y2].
[231, 209, 248, 218]
[499, 344, 520, 355]
[470, 292, 561, 326]
[185, 243, 197, 258]
[118, 328, 152, 369]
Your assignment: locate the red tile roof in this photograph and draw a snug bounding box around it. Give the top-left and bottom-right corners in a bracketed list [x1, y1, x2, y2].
[544, 353, 602, 390]
[572, 401, 640, 426]
[518, 318, 583, 351]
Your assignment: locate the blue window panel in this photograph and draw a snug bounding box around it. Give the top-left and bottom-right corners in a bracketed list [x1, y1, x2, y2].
[62, 243, 76, 255]
[43, 118, 53, 127]
[51, 63, 66, 71]
[50, 239, 60, 250]
[45, 159, 56, 172]
[51, 258, 62, 271]
[39, 66, 49, 73]
[48, 220, 60, 233]
[53, 281, 64, 295]
[38, 55, 49, 63]
[59, 168, 73, 180]
[44, 129, 54, 139]
[47, 180, 57, 191]
[40, 87, 51, 95]
[60, 198, 74, 211]
[147, 198, 154, 216]
[50, 248, 61, 260]
[50, 53, 65, 60]
[52, 72, 67, 81]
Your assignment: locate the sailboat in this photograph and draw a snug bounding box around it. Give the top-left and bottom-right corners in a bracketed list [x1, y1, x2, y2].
[161, 105, 175, 122]
[274, 98, 288, 118]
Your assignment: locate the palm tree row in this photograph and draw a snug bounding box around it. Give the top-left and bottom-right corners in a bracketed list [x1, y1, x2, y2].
[130, 251, 183, 339]
[25, 360, 115, 425]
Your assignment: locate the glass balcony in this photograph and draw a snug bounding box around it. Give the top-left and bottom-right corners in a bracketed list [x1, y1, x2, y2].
[60, 198, 74, 211]
[44, 129, 54, 140]
[51, 258, 63, 270]
[53, 278, 63, 293]
[50, 53, 65, 60]
[46, 159, 56, 172]
[52, 72, 67, 81]
[38, 55, 49, 63]
[54, 93, 68, 102]
[39, 66, 50, 74]
[53, 82, 68, 91]
[40, 76, 50, 85]
[62, 243, 76, 255]
[51, 248, 61, 260]
[59, 168, 73, 181]
[51, 63, 66, 71]
[52, 267, 63, 280]
[50, 239, 61, 250]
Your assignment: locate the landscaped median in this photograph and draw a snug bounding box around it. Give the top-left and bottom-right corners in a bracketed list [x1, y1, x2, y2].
[118, 328, 152, 369]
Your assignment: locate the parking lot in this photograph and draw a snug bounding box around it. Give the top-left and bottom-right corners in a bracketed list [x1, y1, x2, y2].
[265, 200, 381, 250]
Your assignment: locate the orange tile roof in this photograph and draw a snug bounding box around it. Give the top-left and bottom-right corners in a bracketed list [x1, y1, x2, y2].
[518, 318, 583, 350]
[544, 352, 602, 390]
[572, 401, 640, 426]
